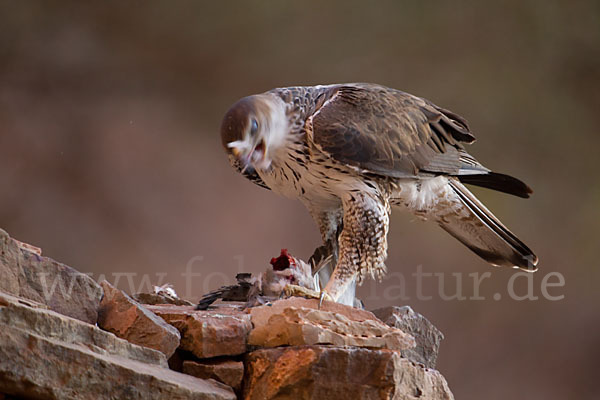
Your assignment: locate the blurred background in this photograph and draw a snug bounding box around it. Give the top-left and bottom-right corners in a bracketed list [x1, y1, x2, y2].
[1, 1, 598, 398]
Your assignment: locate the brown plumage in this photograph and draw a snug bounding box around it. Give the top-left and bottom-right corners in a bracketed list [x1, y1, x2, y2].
[309, 84, 531, 197]
[220, 83, 538, 305]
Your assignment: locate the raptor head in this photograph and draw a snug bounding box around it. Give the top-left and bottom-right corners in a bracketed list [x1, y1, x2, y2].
[221, 94, 289, 171]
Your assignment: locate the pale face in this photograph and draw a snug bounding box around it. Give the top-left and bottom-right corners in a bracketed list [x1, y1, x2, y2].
[221, 94, 289, 172]
[227, 116, 271, 170]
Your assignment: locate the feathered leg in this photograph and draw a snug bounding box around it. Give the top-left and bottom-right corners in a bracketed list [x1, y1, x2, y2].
[322, 192, 390, 302]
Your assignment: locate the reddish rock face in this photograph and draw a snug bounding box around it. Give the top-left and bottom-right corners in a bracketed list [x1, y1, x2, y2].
[183, 360, 244, 392]
[0, 229, 102, 324]
[0, 227, 453, 399]
[0, 291, 236, 400]
[248, 297, 415, 351]
[146, 303, 252, 359]
[97, 280, 181, 358]
[244, 346, 454, 400]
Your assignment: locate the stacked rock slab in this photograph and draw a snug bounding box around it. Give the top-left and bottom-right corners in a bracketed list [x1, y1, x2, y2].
[0, 291, 235, 399]
[138, 293, 455, 398]
[248, 297, 415, 350]
[146, 303, 252, 359]
[183, 360, 245, 393]
[241, 297, 453, 400]
[97, 280, 181, 358]
[1, 228, 454, 399]
[0, 228, 102, 324]
[0, 229, 235, 400]
[245, 346, 454, 400]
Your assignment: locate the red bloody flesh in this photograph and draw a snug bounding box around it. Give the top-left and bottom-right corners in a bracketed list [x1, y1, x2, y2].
[255, 140, 265, 154]
[270, 249, 296, 271]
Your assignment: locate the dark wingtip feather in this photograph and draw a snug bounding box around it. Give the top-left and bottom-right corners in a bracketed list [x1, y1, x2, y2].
[195, 285, 235, 310]
[458, 172, 533, 198]
[446, 180, 539, 271]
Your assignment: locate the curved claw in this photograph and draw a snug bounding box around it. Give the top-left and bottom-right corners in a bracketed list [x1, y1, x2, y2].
[318, 290, 334, 309]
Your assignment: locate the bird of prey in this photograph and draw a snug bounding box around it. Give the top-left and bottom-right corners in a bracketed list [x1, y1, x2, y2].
[221, 83, 538, 305]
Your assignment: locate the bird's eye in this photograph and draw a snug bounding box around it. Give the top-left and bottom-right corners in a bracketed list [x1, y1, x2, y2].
[250, 118, 258, 135]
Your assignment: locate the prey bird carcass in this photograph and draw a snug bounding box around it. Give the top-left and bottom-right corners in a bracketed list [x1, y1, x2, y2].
[196, 249, 342, 310]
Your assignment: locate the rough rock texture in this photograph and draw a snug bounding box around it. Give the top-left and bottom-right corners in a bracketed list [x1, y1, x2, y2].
[0, 291, 235, 400]
[0, 228, 102, 324]
[147, 303, 252, 358]
[373, 306, 444, 369]
[98, 280, 181, 358]
[183, 360, 244, 392]
[244, 345, 454, 400]
[0, 226, 453, 399]
[133, 292, 194, 306]
[249, 297, 415, 351]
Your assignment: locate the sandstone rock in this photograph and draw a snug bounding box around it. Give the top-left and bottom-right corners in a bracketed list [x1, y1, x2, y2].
[98, 280, 181, 358]
[244, 345, 454, 400]
[248, 297, 415, 351]
[0, 291, 235, 400]
[0, 292, 165, 366]
[372, 306, 444, 369]
[183, 360, 244, 392]
[0, 228, 102, 324]
[147, 303, 252, 358]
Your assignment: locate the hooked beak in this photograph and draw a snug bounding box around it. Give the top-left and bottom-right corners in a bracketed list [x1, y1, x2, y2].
[229, 139, 270, 170]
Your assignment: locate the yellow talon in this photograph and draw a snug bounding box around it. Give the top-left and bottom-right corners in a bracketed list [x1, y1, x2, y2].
[283, 284, 321, 300]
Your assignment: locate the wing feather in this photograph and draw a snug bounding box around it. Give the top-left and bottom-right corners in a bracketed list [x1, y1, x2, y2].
[309, 84, 484, 178]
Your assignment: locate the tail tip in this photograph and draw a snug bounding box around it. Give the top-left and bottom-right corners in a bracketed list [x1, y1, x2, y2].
[514, 253, 539, 272]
